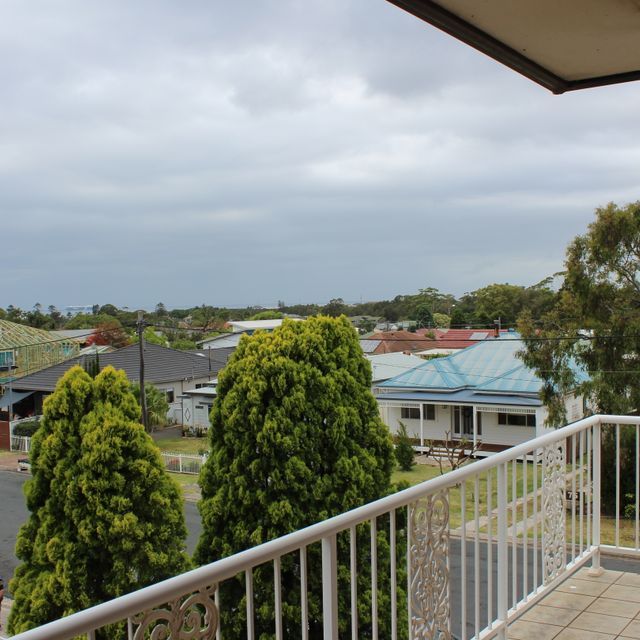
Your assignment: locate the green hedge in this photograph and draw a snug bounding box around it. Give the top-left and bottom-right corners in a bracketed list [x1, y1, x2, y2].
[13, 420, 40, 437]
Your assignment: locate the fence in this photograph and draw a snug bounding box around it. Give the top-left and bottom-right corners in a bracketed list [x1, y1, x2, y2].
[160, 451, 207, 475]
[9, 414, 640, 640]
[8, 438, 206, 476]
[10, 434, 31, 453]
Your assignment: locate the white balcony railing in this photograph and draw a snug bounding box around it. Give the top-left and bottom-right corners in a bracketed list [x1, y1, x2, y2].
[9, 414, 640, 640]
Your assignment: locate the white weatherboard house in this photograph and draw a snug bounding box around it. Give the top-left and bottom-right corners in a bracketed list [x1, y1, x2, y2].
[375, 333, 587, 452]
[181, 384, 217, 431]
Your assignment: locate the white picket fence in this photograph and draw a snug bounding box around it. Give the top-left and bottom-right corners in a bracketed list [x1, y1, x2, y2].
[9, 436, 206, 475]
[10, 434, 31, 453]
[159, 451, 207, 475]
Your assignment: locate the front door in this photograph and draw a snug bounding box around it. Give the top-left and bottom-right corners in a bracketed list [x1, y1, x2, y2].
[453, 406, 477, 437]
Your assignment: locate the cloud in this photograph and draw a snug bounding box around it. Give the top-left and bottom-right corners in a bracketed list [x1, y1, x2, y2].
[1, 0, 639, 309]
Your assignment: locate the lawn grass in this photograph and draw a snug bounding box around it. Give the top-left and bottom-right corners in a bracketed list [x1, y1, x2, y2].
[388, 458, 595, 537]
[169, 471, 201, 501]
[391, 463, 441, 486]
[154, 436, 208, 455]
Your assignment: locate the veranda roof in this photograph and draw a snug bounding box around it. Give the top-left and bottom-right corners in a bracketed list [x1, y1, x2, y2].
[388, 0, 640, 94]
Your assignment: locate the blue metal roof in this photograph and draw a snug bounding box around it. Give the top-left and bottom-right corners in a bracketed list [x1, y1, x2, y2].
[377, 389, 542, 407]
[379, 335, 585, 397]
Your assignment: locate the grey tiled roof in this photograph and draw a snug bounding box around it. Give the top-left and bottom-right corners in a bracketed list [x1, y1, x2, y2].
[12, 344, 235, 393]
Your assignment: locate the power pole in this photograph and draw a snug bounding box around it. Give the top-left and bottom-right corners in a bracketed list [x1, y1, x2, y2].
[137, 310, 148, 431]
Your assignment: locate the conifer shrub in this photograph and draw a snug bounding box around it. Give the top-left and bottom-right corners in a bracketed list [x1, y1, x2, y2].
[8, 366, 189, 637]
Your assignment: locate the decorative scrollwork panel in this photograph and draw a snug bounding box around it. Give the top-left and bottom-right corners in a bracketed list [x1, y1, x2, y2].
[409, 490, 451, 640]
[132, 583, 219, 640]
[542, 444, 566, 584]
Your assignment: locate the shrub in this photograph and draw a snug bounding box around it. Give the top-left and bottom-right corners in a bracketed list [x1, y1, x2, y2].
[12, 420, 40, 437]
[395, 421, 416, 471]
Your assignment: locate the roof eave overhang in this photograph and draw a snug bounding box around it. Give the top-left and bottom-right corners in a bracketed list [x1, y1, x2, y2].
[386, 0, 640, 94]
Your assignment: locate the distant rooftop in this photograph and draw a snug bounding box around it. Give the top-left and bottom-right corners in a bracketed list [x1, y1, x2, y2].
[227, 319, 302, 333]
[379, 333, 587, 395]
[367, 352, 427, 383]
[12, 343, 235, 392]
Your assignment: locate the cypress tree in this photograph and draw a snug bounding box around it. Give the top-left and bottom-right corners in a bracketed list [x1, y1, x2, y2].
[8, 366, 189, 637]
[195, 316, 396, 638]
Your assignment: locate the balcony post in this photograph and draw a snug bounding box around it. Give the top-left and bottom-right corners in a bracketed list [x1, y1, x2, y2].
[589, 422, 603, 575]
[497, 462, 508, 640]
[322, 534, 339, 639]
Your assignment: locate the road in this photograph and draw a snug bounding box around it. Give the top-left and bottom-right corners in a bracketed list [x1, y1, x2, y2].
[2, 469, 640, 637]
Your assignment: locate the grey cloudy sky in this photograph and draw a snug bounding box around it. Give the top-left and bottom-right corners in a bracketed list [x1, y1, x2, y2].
[2, 1, 639, 310]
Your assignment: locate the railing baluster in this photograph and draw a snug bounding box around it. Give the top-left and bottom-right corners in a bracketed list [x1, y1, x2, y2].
[390, 510, 397, 640]
[246, 568, 255, 640]
[591, 422, 602, 573]
[461, 481, 467, 640]
[371, 517, 378, 640]
[579, 429, 585, 554]
[487, 468, 493, 630]
[533, 448, 538, 591]
[274, 556, 283, 640]
[523, 452, 528, 601]
[86, 631, 96, 640]
[215, 587, 221, 640]
[322, 535, 338, 640]
[350, 527, 357, 639]
[511, 460, 517, 607]
[301, 546, 309, 640]
[571, 434, 576, 562]
[497, 462, 508, 640]
[636, 428, 640, 551]
[407, 504, 411, 640]
[587, 427, 592, 549]
[616, 423, 621, 547]
[127, 616, 134, 640]
[474, 474, 480, 639]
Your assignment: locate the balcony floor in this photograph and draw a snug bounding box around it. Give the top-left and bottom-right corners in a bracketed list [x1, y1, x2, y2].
[509, 567, 640, 639]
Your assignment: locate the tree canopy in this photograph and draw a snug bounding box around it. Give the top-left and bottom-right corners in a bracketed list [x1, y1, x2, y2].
[519, 201, 640, 423]
[413, 302, 434, 329]
[130, 381, 170, 430]
[8, 366, 189, 636]
[519, 201, 640, 518]
[195, 315, 395, 637]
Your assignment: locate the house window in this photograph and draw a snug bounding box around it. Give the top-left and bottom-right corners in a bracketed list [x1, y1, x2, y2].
[400, 407, 420, 420]
[423, 404, 435, 420]
[165, 389, 175, 404]
[498, 412, 536, 427]
[0, 350, 15, 370]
